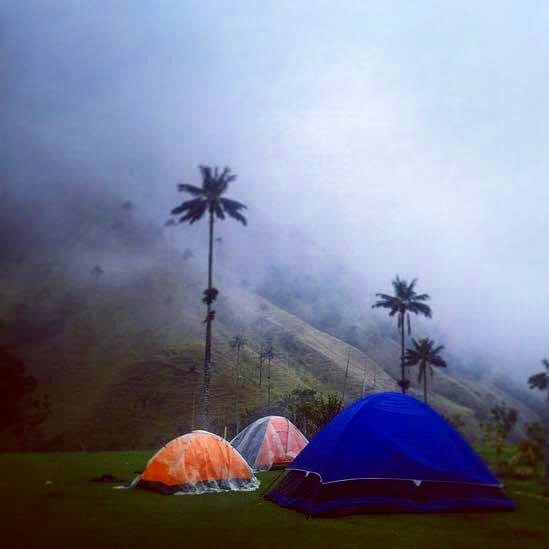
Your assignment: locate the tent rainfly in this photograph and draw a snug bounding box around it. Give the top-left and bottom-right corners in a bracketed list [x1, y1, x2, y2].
[137, 430, 259, 495]
[267, 392, 515, 516]
[231, 416, 308, 471]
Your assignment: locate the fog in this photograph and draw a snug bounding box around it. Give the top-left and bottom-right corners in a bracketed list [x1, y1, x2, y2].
[2, 1, 549, 382]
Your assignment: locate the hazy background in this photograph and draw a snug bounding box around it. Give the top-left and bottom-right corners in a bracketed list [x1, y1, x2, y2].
[2, 1, 549, 381]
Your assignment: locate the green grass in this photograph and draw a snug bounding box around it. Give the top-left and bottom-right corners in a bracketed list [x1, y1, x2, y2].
[3, 452, 548, 548]
[476, 443, 518, 463]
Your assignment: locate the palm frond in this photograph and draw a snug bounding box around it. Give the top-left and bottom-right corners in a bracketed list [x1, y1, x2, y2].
[214, 202, 225, 220]
[372, 294, 399, 313]
[227, 209, 247, 225]
[528, 371, 548, 390]
[171, 197, 205, 215]
[408, 278, 418, 294]
[220, 197, 247, 213]
[220, 166, 237, 184]
[178, 183, 204, 196]
[404, 354, 420, 367]
[409, 301, 432, 318]
[220, 196, 248, 225]
[177, 200, 207, 224]
[199, 165, 212, 185]
[392, 276, 407, 296]
[374, 293, 395, 301]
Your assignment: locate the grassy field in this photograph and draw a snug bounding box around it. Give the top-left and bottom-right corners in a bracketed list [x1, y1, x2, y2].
[2, 451, 548, 548]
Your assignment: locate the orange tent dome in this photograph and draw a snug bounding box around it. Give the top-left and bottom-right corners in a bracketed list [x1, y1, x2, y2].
[138, 430, 259, 494]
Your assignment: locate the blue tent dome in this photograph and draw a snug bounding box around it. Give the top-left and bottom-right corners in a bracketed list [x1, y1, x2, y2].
[267, 392, 515, 516]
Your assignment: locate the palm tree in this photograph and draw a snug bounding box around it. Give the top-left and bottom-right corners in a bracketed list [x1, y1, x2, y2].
[170, 166, 247, 429]
[528, 358, 549, 494]
[230, 334, 246, 433]
[341, 349, 351, 405]
[404, 338, 446, 403]
[264, 342, 275, 408]
[528, 358, 548, 392]
[372, 277, 432, 393]
[90, 264, 103, 280]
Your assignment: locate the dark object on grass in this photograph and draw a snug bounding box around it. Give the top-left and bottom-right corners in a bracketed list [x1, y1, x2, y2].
[91, 473, 126, 483]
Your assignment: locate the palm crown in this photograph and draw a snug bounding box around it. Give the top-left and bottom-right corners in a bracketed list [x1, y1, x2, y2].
[404, 337, 446, 403]
[528, 358, 549, 391]
[372, 277, 431, 332]
[404, 338, 447, 375]
[171, 166, 247, 225]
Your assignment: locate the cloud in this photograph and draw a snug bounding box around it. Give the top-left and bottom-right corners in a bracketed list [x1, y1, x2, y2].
[3, 1, 549, 380]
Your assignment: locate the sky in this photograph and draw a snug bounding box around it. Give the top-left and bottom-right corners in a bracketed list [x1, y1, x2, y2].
[2, 1, 549, 379]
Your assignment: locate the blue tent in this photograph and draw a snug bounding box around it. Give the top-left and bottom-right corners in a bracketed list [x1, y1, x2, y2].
[267, 392, 515, 516]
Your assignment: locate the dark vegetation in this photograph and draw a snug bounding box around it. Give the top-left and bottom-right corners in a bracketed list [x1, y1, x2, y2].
[0, 346, 48, 450]
[527, 359, 549, 493]
[240, 388, 342, 439]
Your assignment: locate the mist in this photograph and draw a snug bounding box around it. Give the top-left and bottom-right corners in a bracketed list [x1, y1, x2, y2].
[2, 1, 549, 384]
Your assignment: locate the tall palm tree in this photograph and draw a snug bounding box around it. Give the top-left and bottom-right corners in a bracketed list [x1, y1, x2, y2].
[528, 358, 549, 494]
[264, 342, 275, 408]
[404, 338, 446, 403]
[372, 277, 431, 393]
[528, 359, 548, 392]
[170, 166, 247, 429]
[230, 334, 246, 433]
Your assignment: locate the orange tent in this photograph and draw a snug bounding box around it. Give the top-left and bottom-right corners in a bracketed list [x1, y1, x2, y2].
[231, 416, 308, 471]
[137, 430, 259, 494]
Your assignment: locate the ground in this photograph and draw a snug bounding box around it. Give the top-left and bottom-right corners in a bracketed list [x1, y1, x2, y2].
[3, 451, 548, 548]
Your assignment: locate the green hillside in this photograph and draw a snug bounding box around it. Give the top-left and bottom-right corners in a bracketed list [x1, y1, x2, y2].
[0, 188, 541, 450]
[0, 242, 540, 451]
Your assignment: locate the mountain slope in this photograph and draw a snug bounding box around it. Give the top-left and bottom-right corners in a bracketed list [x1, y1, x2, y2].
[1, 246, 540, 450]
[0, 187, 540, 450]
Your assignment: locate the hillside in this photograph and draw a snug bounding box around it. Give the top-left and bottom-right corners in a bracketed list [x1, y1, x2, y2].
[0, 243, 394, 449]
[0, 188, 541, 450]
[0, 243, 540, 450]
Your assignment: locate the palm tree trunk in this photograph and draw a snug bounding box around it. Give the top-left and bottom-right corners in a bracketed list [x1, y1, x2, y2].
[400, 311, 406, 393]
[423, 363, 428, 404]
[235, 345, 241, 433]
[267, 358, 271, 408]
[545, 391, 549, 495]
[544, 427, 549, 495]
[202, 210, 214, 430]
[341, 349, 350, 404]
